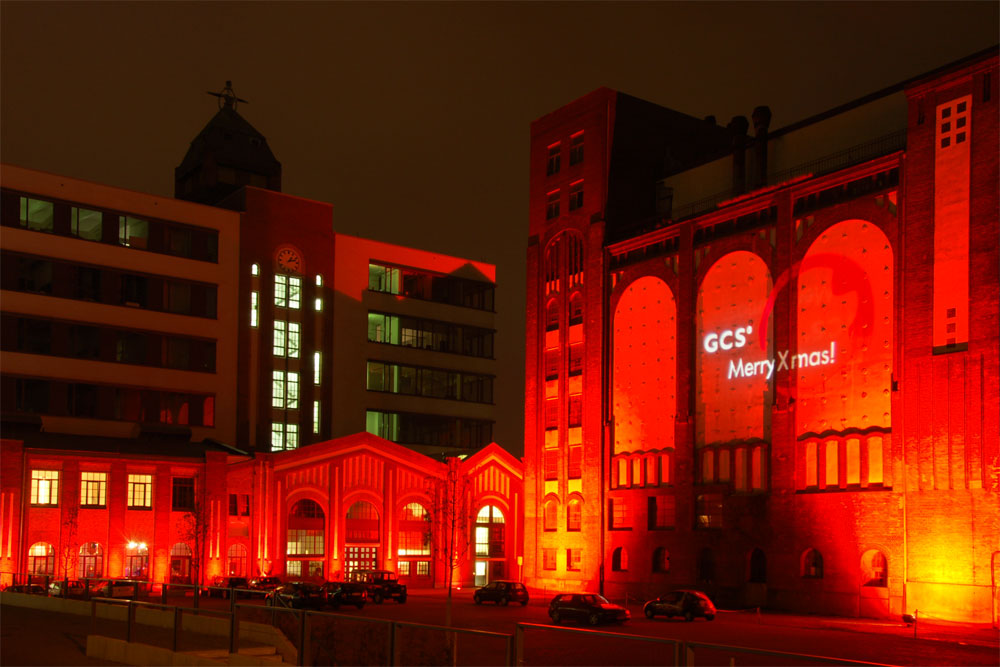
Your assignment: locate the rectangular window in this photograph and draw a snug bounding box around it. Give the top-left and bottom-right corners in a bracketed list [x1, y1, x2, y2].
[569, 132, 584, 165]
[735, 447, 747, 491]
[546, 190, 560, 220]
[314, 352, 321, 385]
[250, 291, 259, 327]
[274, 275, 288, 308]
[171, 477, 195, 512]
[542, 548, 556, 570]
[30, 470, 59, 506]
[19, 196, 55, 232]
[286, 529, 324, 555]
[273, 321, 287, 356]
[286, 560, 302, 577]
[846, 438, 861, 485]
[868, 436, 884, 485]
[127, 474, 152, 509]
[313, 401, 321, 434]
[546, 143, 561, 176]
[543, 449, 559, 480]
[118, 215, 148, 248]
[610, 497, 629, 530]
[229, 493, 239, 516]
[80, 472, 107, 508]
[805, 442, 818, 487]
[314, 296, 323, 311]
[648, 495, 675, 530]
[824, 440, 839, 487]
[568, 180, 584, 211]
[567, 548, 581, 571]
[288, 276, 302, 309]
[568, 446, 582, 479]
[696, 494, 723, 529]
[272, 371, 286, 408]
[71, 207, 102, 241]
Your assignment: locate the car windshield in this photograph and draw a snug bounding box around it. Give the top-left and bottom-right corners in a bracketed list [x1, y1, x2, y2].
[580, 594, 609, 605]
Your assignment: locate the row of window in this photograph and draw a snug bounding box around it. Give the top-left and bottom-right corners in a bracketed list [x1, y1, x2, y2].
[367, 311, 495, 359]
[698, 445, 766, 491]
[3, 315, 216, 373]
[365, 410, 494, 450]
[368, 262, 495, 312]
[4, 376, 215, 426]
[2, 191, 220, 263]
[366, 360, 494, 404]
[545, 132, 585, 176]
[611, 453, 673, 489]
[545, 181, 585, 220]
[543, 446, 582, 480]
[27, 540, 208, 581]
[31, 469, 198, 511]
[3, 253, 218, 319]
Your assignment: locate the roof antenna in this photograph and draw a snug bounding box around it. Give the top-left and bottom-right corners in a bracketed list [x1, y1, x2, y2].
[207, 80, 248, 111]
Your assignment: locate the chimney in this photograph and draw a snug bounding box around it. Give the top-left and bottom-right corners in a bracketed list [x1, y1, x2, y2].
[751, 105, 772, 189]
[728, 115, 749, 195]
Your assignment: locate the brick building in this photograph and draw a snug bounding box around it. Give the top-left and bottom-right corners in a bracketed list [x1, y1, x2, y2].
[523, 49, 998, 623]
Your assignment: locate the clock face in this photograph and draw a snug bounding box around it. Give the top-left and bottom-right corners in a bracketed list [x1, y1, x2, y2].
[276, 247, 303, 273]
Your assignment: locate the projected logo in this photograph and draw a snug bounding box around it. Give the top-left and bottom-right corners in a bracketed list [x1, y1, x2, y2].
[702, 253, 873, 383]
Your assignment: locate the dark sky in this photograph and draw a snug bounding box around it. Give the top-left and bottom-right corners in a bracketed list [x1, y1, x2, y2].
[2, 1, 997, 457]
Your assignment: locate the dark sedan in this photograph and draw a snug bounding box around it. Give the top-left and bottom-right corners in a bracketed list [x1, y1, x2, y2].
[322, 581, 367, 609]
[473, 580, 529, 606]
[643, 589, 716, 621]
[265, 582, 326, 609]
[548, 593, 630, 626]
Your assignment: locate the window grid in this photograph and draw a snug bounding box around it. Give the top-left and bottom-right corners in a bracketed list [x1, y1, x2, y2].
[610, 497, 629, 529]
[313, 400, 321, 434]
[250, 291, 259, 327]
[127, 474, 152, 509]
[286, 529, 324, 555]
[288, 276, 302, 309]
[274, 275, 288, 307]
[569, 132, 584, 165]
[271, 371, 299, 409]
[314, 352, 321, 385]
[80, 472, 107, 507]
[567, 548, 581, 571]
[30, 470, 59, 506]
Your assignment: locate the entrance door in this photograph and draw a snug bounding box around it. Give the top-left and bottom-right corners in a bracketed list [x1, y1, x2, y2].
[345, 546, 377, 577]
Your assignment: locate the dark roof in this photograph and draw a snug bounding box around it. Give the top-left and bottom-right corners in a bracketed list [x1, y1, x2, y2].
[175, 105, 280, 179]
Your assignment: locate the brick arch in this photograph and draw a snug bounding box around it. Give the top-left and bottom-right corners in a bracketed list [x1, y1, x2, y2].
[612, 275, 677, 454]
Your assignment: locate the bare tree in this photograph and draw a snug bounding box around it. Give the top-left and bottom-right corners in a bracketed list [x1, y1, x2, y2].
[427, 457, 471, 628]
[60, 503, 79, 580]
[179, 496, 210, 586]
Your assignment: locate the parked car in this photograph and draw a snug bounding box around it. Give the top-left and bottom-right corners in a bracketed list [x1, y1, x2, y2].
[248, 576, 282, 596]
[48, 579, 89, 598]
[346, 569, 407, 604]
[3, 584, 47, 595]
[548, 593, 630, 626]
[321, 580, 367, 610]
[473, 580, 529, 606]
[205, 576, 249, 598]
[265, 582, 326, 610]
[643, 589, 716, 621]
[90, 580, 138, 598]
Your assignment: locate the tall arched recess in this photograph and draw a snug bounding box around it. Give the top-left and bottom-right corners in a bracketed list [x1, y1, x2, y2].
[796, 220, 893, 487]
[613, 276, 677, 454]
[696, 251, 773, 447]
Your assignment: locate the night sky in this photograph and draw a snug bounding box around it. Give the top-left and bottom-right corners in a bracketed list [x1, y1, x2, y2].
[2, 2, 997, 457]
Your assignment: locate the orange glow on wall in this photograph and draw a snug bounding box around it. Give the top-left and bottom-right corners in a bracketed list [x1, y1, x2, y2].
[612, 276, 676, 454]
[696, 251, 773, 445]
[796, 220, 893, 437]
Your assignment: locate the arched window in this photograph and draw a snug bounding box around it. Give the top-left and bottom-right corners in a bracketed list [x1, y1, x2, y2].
[802, 548, 824, 578]
[475, 505, 505, 557]
[28, 542, 54, 575]
[346, 501, 379, 542]
[124, 542, 149, 579]
[543, 498, 558, 531]
[397, 502, 431, 579]
[697, 548, 715, 583]
[749, 548, 766, 583]
[169, 543, 192, 583]
[569, 293, 583, 326]
[545, 300, 560, 331]
[611, 546, 628, 572]
[862, 550, 887, 587]
[227, 543, 248, 577]
[78, 542, 103, 579]
[291, 499, 324, 517]
[566, 497, 581, 532]
[653, 547, 670, 573]
[287, 499, 325, 579]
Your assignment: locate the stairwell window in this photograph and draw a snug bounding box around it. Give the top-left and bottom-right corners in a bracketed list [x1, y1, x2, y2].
[569, 132, 584, 166]
[568, 180, 584, 211]
[546, 190, 560, 220]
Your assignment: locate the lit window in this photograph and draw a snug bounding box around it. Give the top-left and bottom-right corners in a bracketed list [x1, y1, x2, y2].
[30, 470, 59, 506]
[274, 275, 288, 307]
[287, 529, 324, 555]
[288, 276, 302, 309]
[546, 190, 560, 220]
[273, 321, 286, 356]
[19, 197, 54, 233]
[127, 474, 152, 509]
[314, 297, 323, 311]
[313, 401, 320, 434]
[80, 472, 107, 508]
[118, 215, 148, 248]
[250, 292, 259, 327]
[569, 132, 584, 165]
[315, 274, 323, 286]
[568, 180, 584, 211]
[273, 321, 300, 358]
[271, 423, 299, 452]
[271, 371, 299, 409]
[251, 263, 260, 276]
[287, 424, 298, 449]
[313, 351, 321, 385]
[70, 207, 102, 241]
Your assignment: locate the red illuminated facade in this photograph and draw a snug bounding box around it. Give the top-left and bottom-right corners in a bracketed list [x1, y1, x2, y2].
[524, 50, 998, 622]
